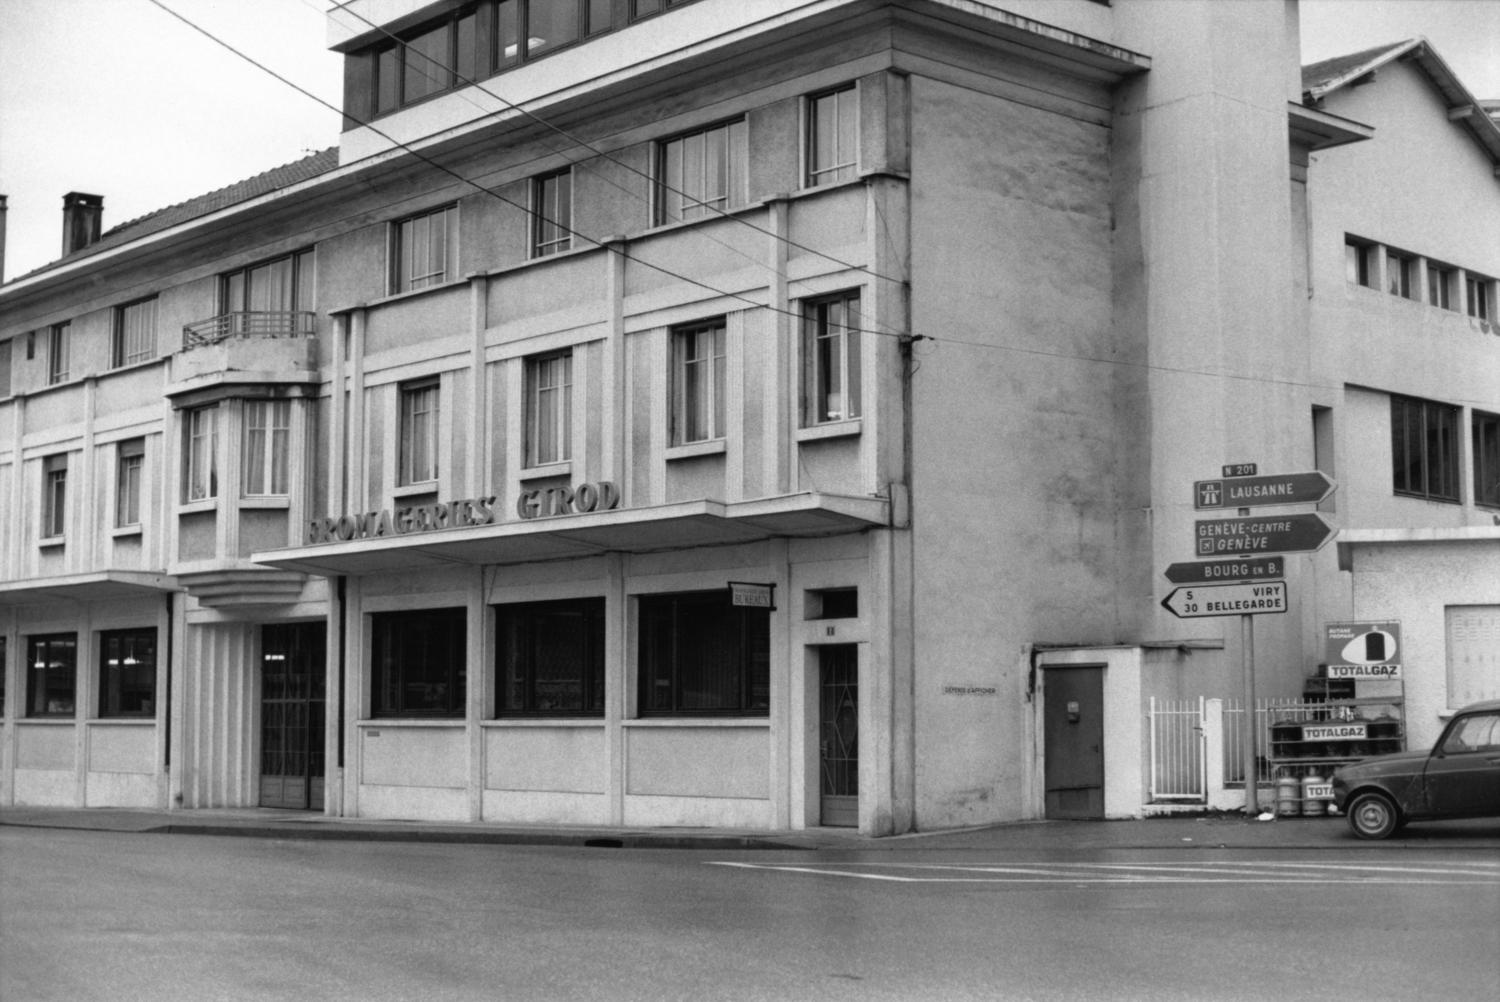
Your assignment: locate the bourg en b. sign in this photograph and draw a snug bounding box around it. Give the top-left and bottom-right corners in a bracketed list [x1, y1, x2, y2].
[1163, 556, 1285, 585]
[1160, 581, 1287, 619]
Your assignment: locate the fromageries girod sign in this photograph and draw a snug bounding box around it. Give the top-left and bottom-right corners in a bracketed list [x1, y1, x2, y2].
[306, 481, 620, 544]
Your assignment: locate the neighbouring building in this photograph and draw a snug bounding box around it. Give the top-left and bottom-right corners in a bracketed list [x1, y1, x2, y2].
[1, 1, 1495, 832]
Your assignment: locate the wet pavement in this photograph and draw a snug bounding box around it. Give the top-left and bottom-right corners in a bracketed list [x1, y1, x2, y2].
[3, 804, 1496, 851]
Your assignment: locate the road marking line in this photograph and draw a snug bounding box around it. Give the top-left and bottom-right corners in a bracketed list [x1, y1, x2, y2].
[706, 861, 1500, 886]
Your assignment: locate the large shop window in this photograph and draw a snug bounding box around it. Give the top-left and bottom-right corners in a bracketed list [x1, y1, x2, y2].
[656, 119, 748, 225]
[391, 205, 459, 294]
[525, 351, 573, 466]
[1391, 395, 1459, 502]
[113, 296, 158, 368]
[802, 290, 861, 426]
[496, 598, 605, 715]
[671, 319, 726, 445]
[638, 591, 769, 716]
[99, 628, 157, 718]
[399, 380, 440, 486]
[244, 400, 291, 497]
[184, 405, 220, 502]
[27, 633, 77, 717]
[371, 607, 467, 717]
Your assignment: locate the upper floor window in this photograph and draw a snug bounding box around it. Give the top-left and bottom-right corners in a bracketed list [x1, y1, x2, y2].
[672, 319, 726, 445]
[0, 338, 11, 398]
[1474, 411, 1500, 509]
[1391, 394, 1458, 503]
[373, 4, 485, 115]
[1467, 274, 1493, 320]
[807, 85, 858, 187]
[26, 634, 77, 718]
[99, 628, 157, 718]
[184, 405, 220, 502]
[1427, 262, 1456, 311]
[244, 400, 292, 497]
[495, 597, 605, 716]
[41, 453, 68, 539]
[222, 250, 315, 319]
[116, 438, 145, 528]
[1344, 237, 1375, 288]
[391, 205, 458, 294]
[0, 637, 6, 716]
[1386, 249, 1417, 300]
[802, 290, 861, 426]
[532, 169, 572, 258]
[46, 322, 70, 384]
[656, 119, 748, 225]
[526, 352, 572, 467]
[400, 381, 440, 486]
[113, 296, 158, 367]
[371, 607, 467, 718]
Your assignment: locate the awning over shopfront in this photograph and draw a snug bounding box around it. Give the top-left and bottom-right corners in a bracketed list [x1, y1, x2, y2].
[0, 570, 178, 607]
[252, 492, 892, 577]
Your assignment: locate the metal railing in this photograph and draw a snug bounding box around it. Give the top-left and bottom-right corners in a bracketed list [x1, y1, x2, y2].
[182, 311, 317, 348]
[1148, 697, 1207, 802]
[1222, 697, 1318, 785]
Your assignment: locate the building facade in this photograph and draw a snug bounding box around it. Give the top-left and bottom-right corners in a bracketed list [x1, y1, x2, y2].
[1, 1, 1495, 832]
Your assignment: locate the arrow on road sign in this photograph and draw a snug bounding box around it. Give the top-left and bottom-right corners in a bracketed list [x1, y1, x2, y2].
[1195, 513, 1335, 556]
[1161, 581, 1288, 618]
[1193, 471, 1335, 510]
[1163, 556, 1286, 584]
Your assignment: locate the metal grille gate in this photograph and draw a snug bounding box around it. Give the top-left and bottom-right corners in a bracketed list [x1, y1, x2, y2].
[1148, 697, 1207, 802]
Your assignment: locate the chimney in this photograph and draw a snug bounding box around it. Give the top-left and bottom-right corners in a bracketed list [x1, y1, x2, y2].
[62, 192, 104, 256]
[0, 194, 8, 283]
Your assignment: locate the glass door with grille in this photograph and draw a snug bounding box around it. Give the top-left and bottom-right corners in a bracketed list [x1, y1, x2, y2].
[260, 623, 327, 810]
[818, 645, 859, 827]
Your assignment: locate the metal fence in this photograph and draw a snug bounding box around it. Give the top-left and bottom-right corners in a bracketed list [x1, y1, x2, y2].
[182, 311, 317, 348]
[1221, 698, 1326, 785]
[1148, 697, 1206, 801]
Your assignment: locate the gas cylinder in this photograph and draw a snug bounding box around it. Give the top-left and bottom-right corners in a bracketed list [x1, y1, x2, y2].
[1301, 772, 1326, 817]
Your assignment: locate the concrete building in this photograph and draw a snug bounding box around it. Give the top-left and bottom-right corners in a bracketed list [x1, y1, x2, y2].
[0, 1, 1494, 832]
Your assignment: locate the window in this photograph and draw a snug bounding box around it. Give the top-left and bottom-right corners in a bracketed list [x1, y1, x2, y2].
[638, 591, 769, 716]
[244, 400, 292, 497]
[807, 85, 858, 187]
[99, 628, 157, 718]
[0, 637, 7, 716]
[113, 297, 158, 367]
[116, 439, 145, 528]
[656, 119, 748, 225]
[631, 0, 693, 18]
[221, 250, 315, 322]
[391, 205, 459, 294]
[372, 4, 485, 115]
[1427, 263, 1455, 310]
[1344, 237, 1374, 287]
[0, 337, 11, 398]
[802, 290, 861, 426]
[371, 607, 467, 717]
[1467, 275, 1493, 320]
[41, 453, 67, 539]
[26, 634, 76, 717]
[1445, 606, 1500, 708]
[399, 381, 440, 486]
[525, 352, 572, 466]
[586, 0, 613, 35]
[496, 597, 604, 715]
[1391, 395, 1459, 502]
[184, 405, 219, 502]
[532, 169, 572, 257]
[672, 320, 726, 445]
[46, 322, 70, 384]
[1474, 411, 1500, 509]
[1386, 250, 1416, 299]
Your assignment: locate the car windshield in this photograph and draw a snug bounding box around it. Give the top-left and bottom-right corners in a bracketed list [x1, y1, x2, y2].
[1440, 711, 1500, 754]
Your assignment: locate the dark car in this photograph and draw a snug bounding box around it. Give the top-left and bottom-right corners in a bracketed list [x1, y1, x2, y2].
[1332, 699, 1500, 839]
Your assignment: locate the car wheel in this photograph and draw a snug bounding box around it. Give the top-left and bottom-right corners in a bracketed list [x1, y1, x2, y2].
[1346, 791, 1400, 840]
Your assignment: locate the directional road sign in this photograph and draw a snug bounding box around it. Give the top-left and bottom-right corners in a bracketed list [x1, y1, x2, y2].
[1161, 581, 1288, 618]
[1163, 556, 1285, 584]
[1194, 513, 1335, 556]
[1194, 471, 1335, 510]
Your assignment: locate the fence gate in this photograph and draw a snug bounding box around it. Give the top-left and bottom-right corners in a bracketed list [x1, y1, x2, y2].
[1148, 697, 1207, 802]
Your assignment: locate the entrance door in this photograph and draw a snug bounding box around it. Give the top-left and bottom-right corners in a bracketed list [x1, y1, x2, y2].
[260, 623, 327, 810]
[1043, 665, 1104, 819]
[819, 645, 859, 827]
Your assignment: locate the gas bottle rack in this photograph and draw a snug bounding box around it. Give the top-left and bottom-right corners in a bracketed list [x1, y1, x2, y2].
[1268, 675, 1405, 815]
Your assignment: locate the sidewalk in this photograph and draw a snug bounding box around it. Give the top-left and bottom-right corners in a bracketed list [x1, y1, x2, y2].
[3, 804, 1496, 851]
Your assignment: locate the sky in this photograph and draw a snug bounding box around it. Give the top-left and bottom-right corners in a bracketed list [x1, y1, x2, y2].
[1, 0, 1497, 283]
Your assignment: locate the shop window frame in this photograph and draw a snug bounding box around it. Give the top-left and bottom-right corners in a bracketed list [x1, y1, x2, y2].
[98, 628, 158, 719]
[370, 607, 468, 719]
[495, 597, 606, 716]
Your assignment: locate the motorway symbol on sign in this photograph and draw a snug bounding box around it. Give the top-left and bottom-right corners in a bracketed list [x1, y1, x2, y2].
[1193, 471, 1335, 510]
[1163, 556, 1285, 584]
[1161, 581, 1288, 618]
[1195, 513, 1335, 556]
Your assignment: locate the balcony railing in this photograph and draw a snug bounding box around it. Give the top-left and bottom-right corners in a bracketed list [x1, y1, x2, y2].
[182, 311, 317, 349]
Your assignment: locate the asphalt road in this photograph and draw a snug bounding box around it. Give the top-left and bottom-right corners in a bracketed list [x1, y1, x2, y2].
[2, 828, 1496, 1002]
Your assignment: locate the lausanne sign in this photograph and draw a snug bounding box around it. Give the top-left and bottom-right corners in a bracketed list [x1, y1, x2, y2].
[1193, 471, 1335, 509]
